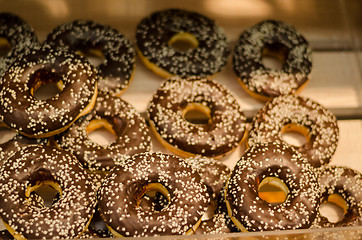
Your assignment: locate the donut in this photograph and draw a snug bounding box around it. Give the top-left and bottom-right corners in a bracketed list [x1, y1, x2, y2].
[0, 128, 47, 164]
[185, 156, 232, 234]
[225, 141, 320, 231]
[45, 20, 135, 96]
[186, 155, 230, 203]
[247, 94, 339, 167]
[0, 12, 39, 76]
[0, 145, 97, 239]
[56, 93, 152, 172]
[233, 19, 312, 101]
[136, 8, 230, 78]
[97, 152, 210, 237]
[0, 45, 98, 138]
[312, 165, 362, 228]
[148, 77, 246, 158]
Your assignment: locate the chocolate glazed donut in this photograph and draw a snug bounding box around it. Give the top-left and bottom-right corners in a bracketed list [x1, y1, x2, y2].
[0, 145, 97, 239]
[97, 152, 210, 237]
[56, 93, 152, 172]
[45, 20, 135, 96]
[233, 19, 312, 101]
[248, 94, 339, 167]
[148, 77, 246, 158]
[312, 165, 362, 228]
[0, 45, 98, 138]
[0, 12, 39, 76]
[225, 141, 320, 231]
[136, 8, 230, 78]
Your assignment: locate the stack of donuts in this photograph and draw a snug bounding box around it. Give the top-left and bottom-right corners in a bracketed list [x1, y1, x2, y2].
[0, 8, 360, 239]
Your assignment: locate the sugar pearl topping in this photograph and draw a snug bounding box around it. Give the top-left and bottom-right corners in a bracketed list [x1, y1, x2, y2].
[45, 19, 135, 96]
[148, 77, 246, 157]
[0, 12, 40, 76]
[312, 165, 362, 228]
[233, 19, 312, 99]
[0, 145, 97, 239]
[97, 152, 210, 237]
[0, 45, 98, 138]
[248, 94, 339, 167]
[56, 93, 152, 172]
[136, 8, 230, 77]
[225, 141, 320, 231]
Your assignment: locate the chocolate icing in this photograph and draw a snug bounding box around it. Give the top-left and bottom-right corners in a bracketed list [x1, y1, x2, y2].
[225, 141, 320, 231]
[56, 93, 151, 172]
[148, 77, 246, 157]
[45, 20, 135, 96]
[136, 8, 230, 78]
[0, 45, 98, 138]
[0, 12, 40, 76]
[248, 94, 339, 167]
[233, 20, 312, 99]
[97, 152, 210, 237]
[0, 145, 97, 239]
[312, 165, 362, 228]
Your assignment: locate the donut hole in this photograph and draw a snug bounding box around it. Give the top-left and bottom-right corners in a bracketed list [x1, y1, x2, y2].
[0, 126, 17, 144]
[29, 68, 64, 100]
[76, 48, 105, 67]
[26, 181, 62, 208]
[183, 103, 211, 125]
[168, 32, 199, 52]
[280, 123, 310, 147]
[319, 194, 348, 223]
[138, 183, 171, 212]
[258, 177, 289, 204]
[0, 37, 12, 57]
[261, 42, 289, 70]
[86, 119, 117, 146]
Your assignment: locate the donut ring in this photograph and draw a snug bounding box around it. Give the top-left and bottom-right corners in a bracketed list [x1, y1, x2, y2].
[97, 152, 210, 237]
[225, 141, 320, 231]
[0, 127, 47, 164]
[186, 156, 233, 235]
[0, 12, 39, 76]
[0, 145, 97, 239]
[312, 165, 362, 228]
[233, 20, 312, 101]
[45, 20, 135, 96]
[136, 8, 230, 78]
[56, 93, 152, 172]
[0, 45, 98, 138]
[148, 77, 246, 158]
[186, 155, 230, 203]
[247, 94, 339, 167]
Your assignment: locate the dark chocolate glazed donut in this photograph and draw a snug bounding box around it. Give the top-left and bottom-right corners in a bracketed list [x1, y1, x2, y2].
[136, 8, 230, 78]
[0, 45, 98, 138]
[148, 77, 246, 158]
[312, 165, 362, 228]
[248, 94, 339, 167]
[0, 128, 47, 164]
[0, 12, 39, 76]
[186, 155, 230, 203]
[233, 20, 312, 101]
[225, 141, 320, 231]
[97, 152, 210, 237]
[45, 20, 135, 96]
[56, 93, 151, 172]
[0, 145, 97, 239]
[186, 156, 232, 234]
